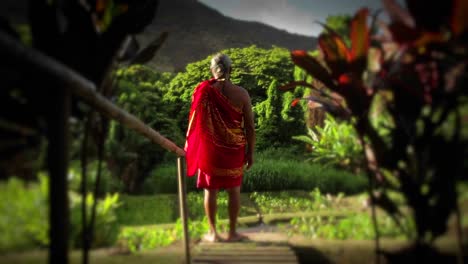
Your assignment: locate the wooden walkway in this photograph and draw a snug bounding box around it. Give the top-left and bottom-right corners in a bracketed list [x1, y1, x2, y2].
[193, 242, 298, 264]
[191, 229, 299, 264]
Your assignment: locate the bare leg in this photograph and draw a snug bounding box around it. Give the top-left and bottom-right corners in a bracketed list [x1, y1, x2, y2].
[226, 186, 246, 241]
[204, 188, 220, 242]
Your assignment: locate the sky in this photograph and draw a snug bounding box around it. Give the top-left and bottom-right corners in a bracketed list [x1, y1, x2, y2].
[198, 0, 391, 37]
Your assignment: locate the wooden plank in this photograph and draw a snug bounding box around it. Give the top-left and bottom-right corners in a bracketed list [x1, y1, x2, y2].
[192, 244, 298, 264]
[194, 256, 297, 261]
[198, 250, 294, 255]
[195, 249, 294, 255]
[196, 252, 296, 256]
[197, 243, 289, 249]
[192, 259, 297, 264]
[198, 245, 292, 250]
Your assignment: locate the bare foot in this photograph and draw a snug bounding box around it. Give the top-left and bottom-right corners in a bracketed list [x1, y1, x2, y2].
[226, 232, 248, 242]
[202, 233, 223, 243]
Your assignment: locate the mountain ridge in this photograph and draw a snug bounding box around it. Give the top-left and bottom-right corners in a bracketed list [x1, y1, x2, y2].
[0, 0, 318, 72]
[138, 0, 317, 72]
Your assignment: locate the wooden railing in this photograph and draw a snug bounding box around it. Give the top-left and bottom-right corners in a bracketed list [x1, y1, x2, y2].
[0, 32, 191, 264]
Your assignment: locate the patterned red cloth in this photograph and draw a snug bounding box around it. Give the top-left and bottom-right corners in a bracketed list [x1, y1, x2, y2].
[185, 79, 246, 189]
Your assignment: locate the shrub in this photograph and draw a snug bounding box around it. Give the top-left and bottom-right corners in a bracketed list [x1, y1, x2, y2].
[0, 174, 49, 252]
[250, 188, 331, 214]
[117, 217, 231, 253]
[243, 156, 366, 194]
[116, 194, 177, 225]
[68, 160, 123, 195]
[69, 192, 121, 248]
[289, 212, 415, 240]
[142, 164, 198, 194]
[293, 114, 364, 172]
[118, 226, 175, 253]
[0, 174, 121, 251]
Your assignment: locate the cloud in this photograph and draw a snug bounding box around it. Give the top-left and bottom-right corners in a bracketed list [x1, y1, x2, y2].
[212, 0, 321, 36]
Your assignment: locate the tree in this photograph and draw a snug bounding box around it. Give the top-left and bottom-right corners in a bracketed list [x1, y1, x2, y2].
[106, 65, 182, 193]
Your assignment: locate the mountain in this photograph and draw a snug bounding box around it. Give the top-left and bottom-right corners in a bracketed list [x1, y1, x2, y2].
[0, 0, 318, 72]
[138, 0, 317, 72]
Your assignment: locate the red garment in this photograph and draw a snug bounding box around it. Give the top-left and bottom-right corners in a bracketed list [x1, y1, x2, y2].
[185, 79, 246, 189]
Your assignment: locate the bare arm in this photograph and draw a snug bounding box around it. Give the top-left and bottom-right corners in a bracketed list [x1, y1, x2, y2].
[242, 90, 255, 169]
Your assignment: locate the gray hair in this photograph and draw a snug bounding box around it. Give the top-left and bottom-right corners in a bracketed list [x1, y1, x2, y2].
[210, 53, 232, 80]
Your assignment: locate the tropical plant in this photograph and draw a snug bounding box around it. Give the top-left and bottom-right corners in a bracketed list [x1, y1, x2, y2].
[281, 0, 468, 260]
[293, 113, 363, 171]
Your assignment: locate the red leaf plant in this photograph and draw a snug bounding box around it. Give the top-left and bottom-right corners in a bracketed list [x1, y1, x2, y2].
[281, 0, 468, 261]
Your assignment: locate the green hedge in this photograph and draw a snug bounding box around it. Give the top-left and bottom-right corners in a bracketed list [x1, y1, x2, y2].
[243, 157, 366, 194]
[143, 148, 366, 195]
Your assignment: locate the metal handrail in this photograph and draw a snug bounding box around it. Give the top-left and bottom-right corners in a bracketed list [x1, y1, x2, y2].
[0, 32, 190, 264]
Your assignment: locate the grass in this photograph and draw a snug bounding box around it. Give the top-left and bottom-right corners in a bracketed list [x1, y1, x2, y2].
[111, 182, 468, 253]
[116, 194, 178, 226]
[2, 247, 185, 264]
[116, 192, 259, 226]
[3, 186, 468, 263]
[112, 189, 418, 253]
[3, 177, 468, 257]
[115, 189, 361, 226]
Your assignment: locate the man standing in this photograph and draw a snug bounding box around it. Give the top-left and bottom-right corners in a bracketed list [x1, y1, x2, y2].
[185, 53, 255, 242]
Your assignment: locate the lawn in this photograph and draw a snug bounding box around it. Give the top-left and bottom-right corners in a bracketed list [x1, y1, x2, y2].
[2, 186, 468, 263]
[112, 185, 468, 253]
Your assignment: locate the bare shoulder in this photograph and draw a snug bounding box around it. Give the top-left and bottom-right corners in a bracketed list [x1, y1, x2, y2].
[233, 84, 250, 100]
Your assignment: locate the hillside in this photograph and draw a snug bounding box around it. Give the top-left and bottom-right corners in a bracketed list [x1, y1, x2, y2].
[138, 0, 317, 72]
[0, 0, 318, 72]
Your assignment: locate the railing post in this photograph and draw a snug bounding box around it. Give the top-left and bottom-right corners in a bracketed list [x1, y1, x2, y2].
[47, 84, 71, 264]
[177, 157, 191, 264]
